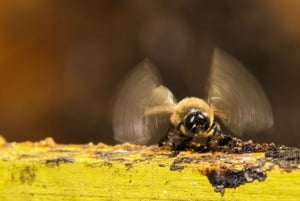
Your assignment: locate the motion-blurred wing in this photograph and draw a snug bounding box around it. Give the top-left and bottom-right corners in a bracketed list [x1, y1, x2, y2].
[207, 48, 273, 136]
[113, 59, 177, 144]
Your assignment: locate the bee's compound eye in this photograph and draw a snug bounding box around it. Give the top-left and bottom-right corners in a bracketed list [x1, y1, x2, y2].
[184, 111, 210, 134]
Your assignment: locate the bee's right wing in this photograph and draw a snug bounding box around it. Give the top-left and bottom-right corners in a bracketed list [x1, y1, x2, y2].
[206, 49, 273, 136]
[113, 59, 177, 145]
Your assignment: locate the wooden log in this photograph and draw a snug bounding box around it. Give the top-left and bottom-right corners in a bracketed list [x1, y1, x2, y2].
[0, 136, 299, 201]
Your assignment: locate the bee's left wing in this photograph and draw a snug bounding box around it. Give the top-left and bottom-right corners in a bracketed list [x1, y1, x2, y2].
[206, 48, 273, 136]
[113, 59, 177, 145]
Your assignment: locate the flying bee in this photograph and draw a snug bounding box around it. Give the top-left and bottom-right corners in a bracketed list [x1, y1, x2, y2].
[113, 48, 273, 150]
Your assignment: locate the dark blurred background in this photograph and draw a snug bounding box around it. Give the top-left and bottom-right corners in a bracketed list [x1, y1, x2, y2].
[0, 0, 299, 146]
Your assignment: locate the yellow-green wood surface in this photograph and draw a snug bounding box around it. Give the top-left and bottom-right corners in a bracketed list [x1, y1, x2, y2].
[0, 137, 299, 201]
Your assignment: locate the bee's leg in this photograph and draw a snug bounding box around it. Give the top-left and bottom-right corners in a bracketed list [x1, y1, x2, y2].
[170, 131, 194, 151]
[207, 122, 234, 151]
[158, 128, 178, 149]
[158, 130, 181, 156]
[159, 123, 194, 152]
[159, 123, 182, 147]
[172, 123, 196, 151]
[206, 122, 222, 150]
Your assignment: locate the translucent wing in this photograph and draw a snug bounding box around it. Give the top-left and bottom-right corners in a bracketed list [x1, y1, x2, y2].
[113, 59, 177, 144]
[207, 48, 273, 136]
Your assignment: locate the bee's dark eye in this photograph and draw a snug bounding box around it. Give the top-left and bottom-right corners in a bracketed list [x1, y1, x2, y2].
[184, 111, 210, 134]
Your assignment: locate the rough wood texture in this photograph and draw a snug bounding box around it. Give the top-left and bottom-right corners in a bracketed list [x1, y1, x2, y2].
[0, 136, 299, 201]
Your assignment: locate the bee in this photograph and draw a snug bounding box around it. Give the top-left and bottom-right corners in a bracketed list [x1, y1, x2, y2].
[113, 48, 273, 150]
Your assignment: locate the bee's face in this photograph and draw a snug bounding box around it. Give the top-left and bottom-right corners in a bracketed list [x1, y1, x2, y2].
[184, 110, 210, 134]
[170, 97, 214, 138]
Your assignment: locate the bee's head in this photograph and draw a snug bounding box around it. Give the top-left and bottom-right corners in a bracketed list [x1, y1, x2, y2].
[170, 97, 214, 137]
[183, 110, 210, 134]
